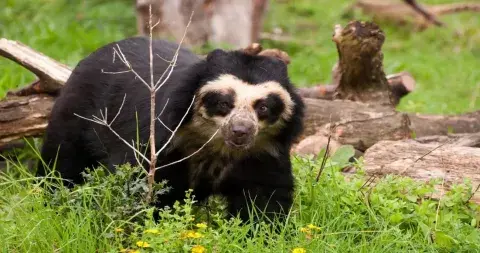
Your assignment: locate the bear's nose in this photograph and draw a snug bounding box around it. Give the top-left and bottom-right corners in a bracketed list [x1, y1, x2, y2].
[232, 125, 250, 138]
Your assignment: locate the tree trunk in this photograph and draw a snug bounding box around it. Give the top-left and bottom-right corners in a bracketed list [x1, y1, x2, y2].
[135, 0, 267, 49]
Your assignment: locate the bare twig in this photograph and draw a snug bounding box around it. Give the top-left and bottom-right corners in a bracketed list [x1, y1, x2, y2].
[315, 134, 331, 182]
[404, 0, 444, 26]
[434, 158, 447, 231]
[465, 184, 480, 204]
[74, 4, 199, 203]
[399, 140, 451, 175]
[74, 94, 151, 164]
[155, 96, 196, 157]
[316, 119, 334, 182]
[155, 129, 220, 171]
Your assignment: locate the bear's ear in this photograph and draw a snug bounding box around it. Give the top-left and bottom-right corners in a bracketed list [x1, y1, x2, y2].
[206, 49, 228, 62]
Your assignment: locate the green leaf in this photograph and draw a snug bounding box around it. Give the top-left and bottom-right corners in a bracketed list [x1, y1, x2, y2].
[406, 194, 418, 202]
[418, 221, 431, 241]
[389, 212, 403, 224]
[341, 196, 353, 205]
[470, 218, 477, 227]
[330, 145, 355, 167]
[434, 231, 457, 249]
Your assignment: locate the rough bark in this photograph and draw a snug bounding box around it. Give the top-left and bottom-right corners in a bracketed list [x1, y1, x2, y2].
[135, 0, 267, 49]
[363, 140, 480, 204]
[0, 95, 55, 146]
[413, 133, 480, 148]
[299, 98, 480, 152]
[300, 98, 411, 152]
[409, 111, 480, 137]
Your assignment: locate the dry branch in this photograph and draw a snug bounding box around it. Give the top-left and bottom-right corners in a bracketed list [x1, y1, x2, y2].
[348, 0, 480, 30]
[0, 38, 70, 95]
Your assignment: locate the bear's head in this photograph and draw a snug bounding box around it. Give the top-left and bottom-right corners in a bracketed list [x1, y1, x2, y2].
[182, 48, 304, 157]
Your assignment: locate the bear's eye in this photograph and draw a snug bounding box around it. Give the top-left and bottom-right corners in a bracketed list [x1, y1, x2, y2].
[259, 105, 268, 113]
[255, 102, 269, 118]
[218, 101, 230, 109]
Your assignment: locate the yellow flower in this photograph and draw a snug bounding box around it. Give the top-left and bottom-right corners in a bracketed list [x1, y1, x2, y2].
[144, 228, 160, 234]
[136, 240, 150, 248]
[300, 227, 311, 233]
[292, 247, 306, 253]
[191, 245, 206, 253]
[195, 222, 207, 229]
[115, 228, 124, 233]
[181, 230, 204, 239]
[306, 224, 321, 231]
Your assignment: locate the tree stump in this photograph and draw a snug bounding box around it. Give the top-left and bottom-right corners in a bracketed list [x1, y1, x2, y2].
[332, 21, 393, 106]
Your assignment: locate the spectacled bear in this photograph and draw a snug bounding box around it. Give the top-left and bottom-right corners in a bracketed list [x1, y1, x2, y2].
[37, 36, 305, 223]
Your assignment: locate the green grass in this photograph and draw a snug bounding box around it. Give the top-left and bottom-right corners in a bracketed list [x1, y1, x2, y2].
[1, 0, 479, 252]
[1, 147, 479, 252]
[1, 0, 479, 114]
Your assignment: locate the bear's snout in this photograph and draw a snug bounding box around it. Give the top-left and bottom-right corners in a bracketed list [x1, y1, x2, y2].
[223, 110, 258, 149]
[230, 120, 255, 146]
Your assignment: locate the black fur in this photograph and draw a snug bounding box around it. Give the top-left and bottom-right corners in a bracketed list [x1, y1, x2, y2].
[38, 36, 305, 224]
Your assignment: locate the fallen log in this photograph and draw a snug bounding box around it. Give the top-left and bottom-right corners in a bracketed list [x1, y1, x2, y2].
[300, 99, 410, 151]
[0, 38, 70, 95]
[0, 95, 54, 146]
[413, 133, 480, 147]
[363, 139, 480, 204]
[297, 98, 480, 153]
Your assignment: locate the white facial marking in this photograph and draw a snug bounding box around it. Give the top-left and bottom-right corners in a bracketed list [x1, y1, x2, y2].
[197, 74, 295, 122]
